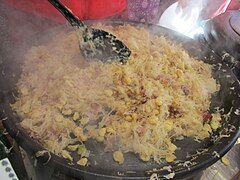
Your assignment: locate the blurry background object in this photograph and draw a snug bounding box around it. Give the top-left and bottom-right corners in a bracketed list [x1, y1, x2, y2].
[159, 1, 201, 38]
[114, 0, 162, 24]
[4, 0, 127, 22]
[159, 0, 240, 38]
[0, 123, 27, 179]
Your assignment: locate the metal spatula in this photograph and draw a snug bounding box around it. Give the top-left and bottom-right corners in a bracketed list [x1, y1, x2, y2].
[48, 0, 131, 62]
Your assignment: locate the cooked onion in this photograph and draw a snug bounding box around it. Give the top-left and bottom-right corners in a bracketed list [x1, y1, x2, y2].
[12, 24, 220, 164]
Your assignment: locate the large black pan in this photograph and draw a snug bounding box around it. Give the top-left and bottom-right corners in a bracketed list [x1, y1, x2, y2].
[0, 20, 239, 179]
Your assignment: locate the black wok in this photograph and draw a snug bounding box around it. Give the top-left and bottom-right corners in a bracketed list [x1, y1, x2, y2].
[0, 20, 239, 180]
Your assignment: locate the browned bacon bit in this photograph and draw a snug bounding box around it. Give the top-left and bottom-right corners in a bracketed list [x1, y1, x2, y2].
[202, 111, 212, 123]
[169, 106, 183, 118]
[90, 103, 101, 113]
[182, 85, 190, 96]
[135, 126, 145, 134]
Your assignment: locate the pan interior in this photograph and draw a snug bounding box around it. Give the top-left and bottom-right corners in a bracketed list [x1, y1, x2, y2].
[0, 21, 239, 178]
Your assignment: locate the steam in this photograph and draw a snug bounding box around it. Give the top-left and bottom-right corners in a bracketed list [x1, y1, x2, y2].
[0, 2, 64, 94]
[159, 2, 202, 38]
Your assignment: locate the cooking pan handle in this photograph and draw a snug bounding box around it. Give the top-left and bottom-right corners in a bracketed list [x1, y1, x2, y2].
[48, 0, 86, 28]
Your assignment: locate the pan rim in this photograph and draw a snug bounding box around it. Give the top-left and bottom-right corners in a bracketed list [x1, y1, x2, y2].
[1, 19, 240, 179]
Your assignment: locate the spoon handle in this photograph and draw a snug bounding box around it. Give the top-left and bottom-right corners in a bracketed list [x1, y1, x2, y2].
[48, 0, 86, 28]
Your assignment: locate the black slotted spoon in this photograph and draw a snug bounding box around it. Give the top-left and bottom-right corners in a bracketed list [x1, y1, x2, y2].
[48, 0, 131, 62]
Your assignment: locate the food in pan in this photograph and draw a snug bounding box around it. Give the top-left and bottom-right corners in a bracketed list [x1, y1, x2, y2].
[12, 24, 221, 165]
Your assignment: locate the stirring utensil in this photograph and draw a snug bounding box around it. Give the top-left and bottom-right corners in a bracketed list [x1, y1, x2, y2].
[48, 0, 131, 62]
